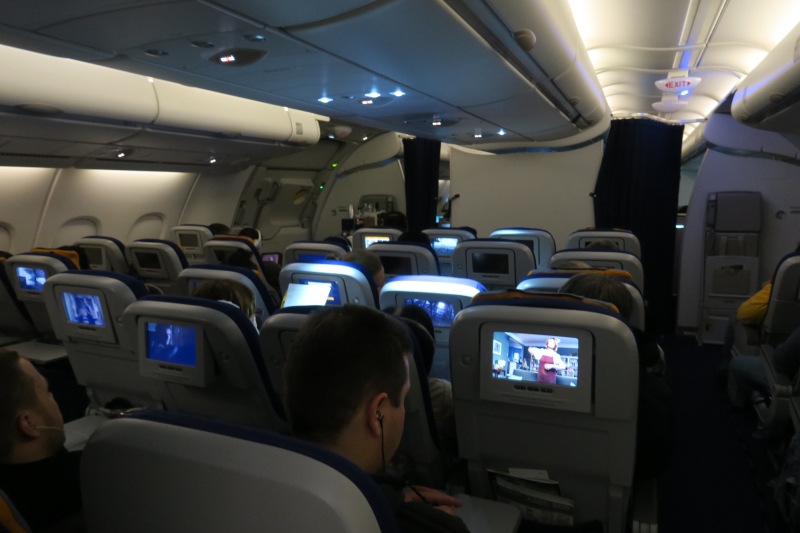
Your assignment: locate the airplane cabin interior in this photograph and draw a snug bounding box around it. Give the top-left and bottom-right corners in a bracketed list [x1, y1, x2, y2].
[1, 1, 800, 532]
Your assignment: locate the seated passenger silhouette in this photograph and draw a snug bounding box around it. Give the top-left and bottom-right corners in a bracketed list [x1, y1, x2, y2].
[193, 279, 258, 330]
[343, 250, 386, 292]
[283, 305, 470, 532]
[0, 351, 83, 530]
[729, 326, 800, 403]
[208, 222, 230, 236]
[586, 239, 618, 251]
[560, 274, 676, 480]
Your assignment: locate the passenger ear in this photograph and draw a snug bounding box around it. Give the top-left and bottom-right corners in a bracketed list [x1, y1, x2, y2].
[367, 393, 388, 437]
[17, 412, 39, 438]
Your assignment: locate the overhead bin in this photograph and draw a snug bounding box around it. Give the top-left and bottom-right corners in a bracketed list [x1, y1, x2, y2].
[731, 21, 800, 133]
[0, 43, 322, 167]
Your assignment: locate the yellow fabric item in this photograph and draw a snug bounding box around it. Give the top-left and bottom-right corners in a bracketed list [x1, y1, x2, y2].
[0, 492, 30, 533]
[29, 248, 81, 269]
[737, 281, 772, 327]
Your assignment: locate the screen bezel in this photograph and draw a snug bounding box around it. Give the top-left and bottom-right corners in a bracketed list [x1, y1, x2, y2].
[133, 251, 168, 279]
[398, 294, 463, 334]
[429, 236, 461, 258]
[54, 286, 116, 344]
[81, 246, 106, 269]
[16, 265, 48, 294]
[177, 232, 203, 253]
[466, 249, 515, 286]
[138, 318, 211, 387]
[379, 254, 415, 277]
[479, 323, 593, 414]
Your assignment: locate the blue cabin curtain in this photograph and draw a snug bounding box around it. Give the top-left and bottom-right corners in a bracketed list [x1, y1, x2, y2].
[402, 138, 441, 232]
[594, 119, 684, 334]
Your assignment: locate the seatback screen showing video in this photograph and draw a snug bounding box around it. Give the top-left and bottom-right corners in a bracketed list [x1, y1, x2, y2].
[178, 233, 200, 248]
[146, 322, 197, 366]
[298, 279, 341, 305]
[299, 253, 326, 262]
[380, 256, 413, 276]
[16, 267, 47, 292]
[491, 332, 579, 388]
[62, 292, 106, 327]
[262, 253, 282, 264]
[404, 298, 457, 328]
[364, 235, 391, 248]
[431, 237, 458, 257]
[472, 253, 510, 274]
[135, 252, 162, 270]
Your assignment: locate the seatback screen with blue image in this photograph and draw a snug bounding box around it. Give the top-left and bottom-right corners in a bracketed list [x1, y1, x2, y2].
[431, 237, 458, 257]
[62, 292, 106, 327]
[146, 322, 197, 366]
[298, 278, 341, 305]
[405, 298, 457, 328]
[16, 266, 47, 292]
[299, 253, 326, 262]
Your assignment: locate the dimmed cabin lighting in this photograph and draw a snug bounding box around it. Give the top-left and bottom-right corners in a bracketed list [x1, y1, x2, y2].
[318, 97, 333, 103]
[498, 129, 507, 136]
[390, 90, 405, 97]
[365, 91, 381, 98]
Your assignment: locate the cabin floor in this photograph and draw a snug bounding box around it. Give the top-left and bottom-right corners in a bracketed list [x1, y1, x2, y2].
[43, 336, 791, 532]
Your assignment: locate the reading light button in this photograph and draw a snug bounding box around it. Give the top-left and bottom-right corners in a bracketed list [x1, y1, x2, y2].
[540, 388, 553, 394]
[527, 386, 539, 392]
[514, 385, 526, 390]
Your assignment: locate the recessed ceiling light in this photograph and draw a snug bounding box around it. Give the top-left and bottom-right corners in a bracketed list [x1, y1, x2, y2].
[390, 90, 405, 97]
[191, 40, 215, 49]
[365, 91, 381, 98]
[498, 129, 507, 136]
[144, 49, 169, 57]
[680, 90, 689, 96]
[474, 133, 482, 139]
[209, 156, 217, 164]
[219, 55, 236, 63]
[341, 95, 355, 99]
[318, 97, 333, 103]
[243, 34, 266, 42]
[209, 48, 267, 67]
[361, 99, 373, 105]
[362, 136, 369, 141]
[117, 152, 126, 158]
[432, 120, 442, 126]
[328, 135, 335, 139]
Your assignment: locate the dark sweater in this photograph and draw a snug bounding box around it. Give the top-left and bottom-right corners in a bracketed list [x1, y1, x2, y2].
[376, 478, 471, 533]
[0, 448, 83, 531]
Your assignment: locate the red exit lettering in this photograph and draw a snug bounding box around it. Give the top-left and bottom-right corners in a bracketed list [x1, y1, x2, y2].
[665, 80, 691, 88]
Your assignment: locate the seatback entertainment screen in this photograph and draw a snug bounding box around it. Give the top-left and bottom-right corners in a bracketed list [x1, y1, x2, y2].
[404, 298, 457, 328]
[146, 322, 197, 367]
[491, 332, 579, 388]
[62, 292, 106, 327]
[16, 267, 47, 292]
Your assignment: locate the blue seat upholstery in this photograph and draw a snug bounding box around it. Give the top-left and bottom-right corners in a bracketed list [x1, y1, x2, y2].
[489, 227, 556, 270]
[122, 295, 286, 430]
[126, 239, 189, 295]
[43, 270, 162, 409]
[368, 242, 440, 278]
[178, 264, 279, 326]
[74, 236, 130, 273]
[279, 259, 379, 308]
[450, 293, 639, 532]
[81, 410, 399, 533]
[566, 228, 642, 258]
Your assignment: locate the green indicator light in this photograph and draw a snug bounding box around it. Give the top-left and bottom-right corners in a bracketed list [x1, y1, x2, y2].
[319, 185, 324, 189]
[332, 163, 338, 168]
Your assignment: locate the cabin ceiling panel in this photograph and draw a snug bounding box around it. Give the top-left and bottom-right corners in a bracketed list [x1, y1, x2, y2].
[710, 0, 800, 52]
[700, 46, 767, 76]
[0, 0, 165, 30]
[38, 2, 259, 53]
[462, 91, 571, 136]
[288, 0, 536, 108]
[0, 112, 141, 144]
[214, 0, 377, 28]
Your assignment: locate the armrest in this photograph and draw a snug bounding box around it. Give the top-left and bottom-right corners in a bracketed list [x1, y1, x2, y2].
[762, 345, 793, 398]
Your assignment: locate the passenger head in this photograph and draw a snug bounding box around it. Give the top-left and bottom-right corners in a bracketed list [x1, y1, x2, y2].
[322, 235, 351, 253]
[238, 227, 260, 241]
[284, 305, 412, 473]
[382, 211, 408, 232]
[560, 273, 633, 319]
[558, 260, 592, 269]
[387, 305, 435, 374]
[343, 250, 385, 291]
[397, 230, 431, 247]
[192, 279, 256, 322]
[222, 249, 257, 270]
[57, 245, 90, 269]
[0, 351, 65, 464]
[208, 223, 230, 236]
[587, 240, 618, 251]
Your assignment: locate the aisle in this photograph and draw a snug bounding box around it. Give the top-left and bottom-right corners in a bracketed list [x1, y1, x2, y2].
[658, 336, 787, 533]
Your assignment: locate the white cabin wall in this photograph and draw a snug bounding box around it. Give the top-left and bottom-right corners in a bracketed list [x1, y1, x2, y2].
[180, 168, 254, 228]
[34, 169, 199, 248]
[449, 143, 603, 246]
[0, 167, 58, 253]
[677, 117, 800, 329]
